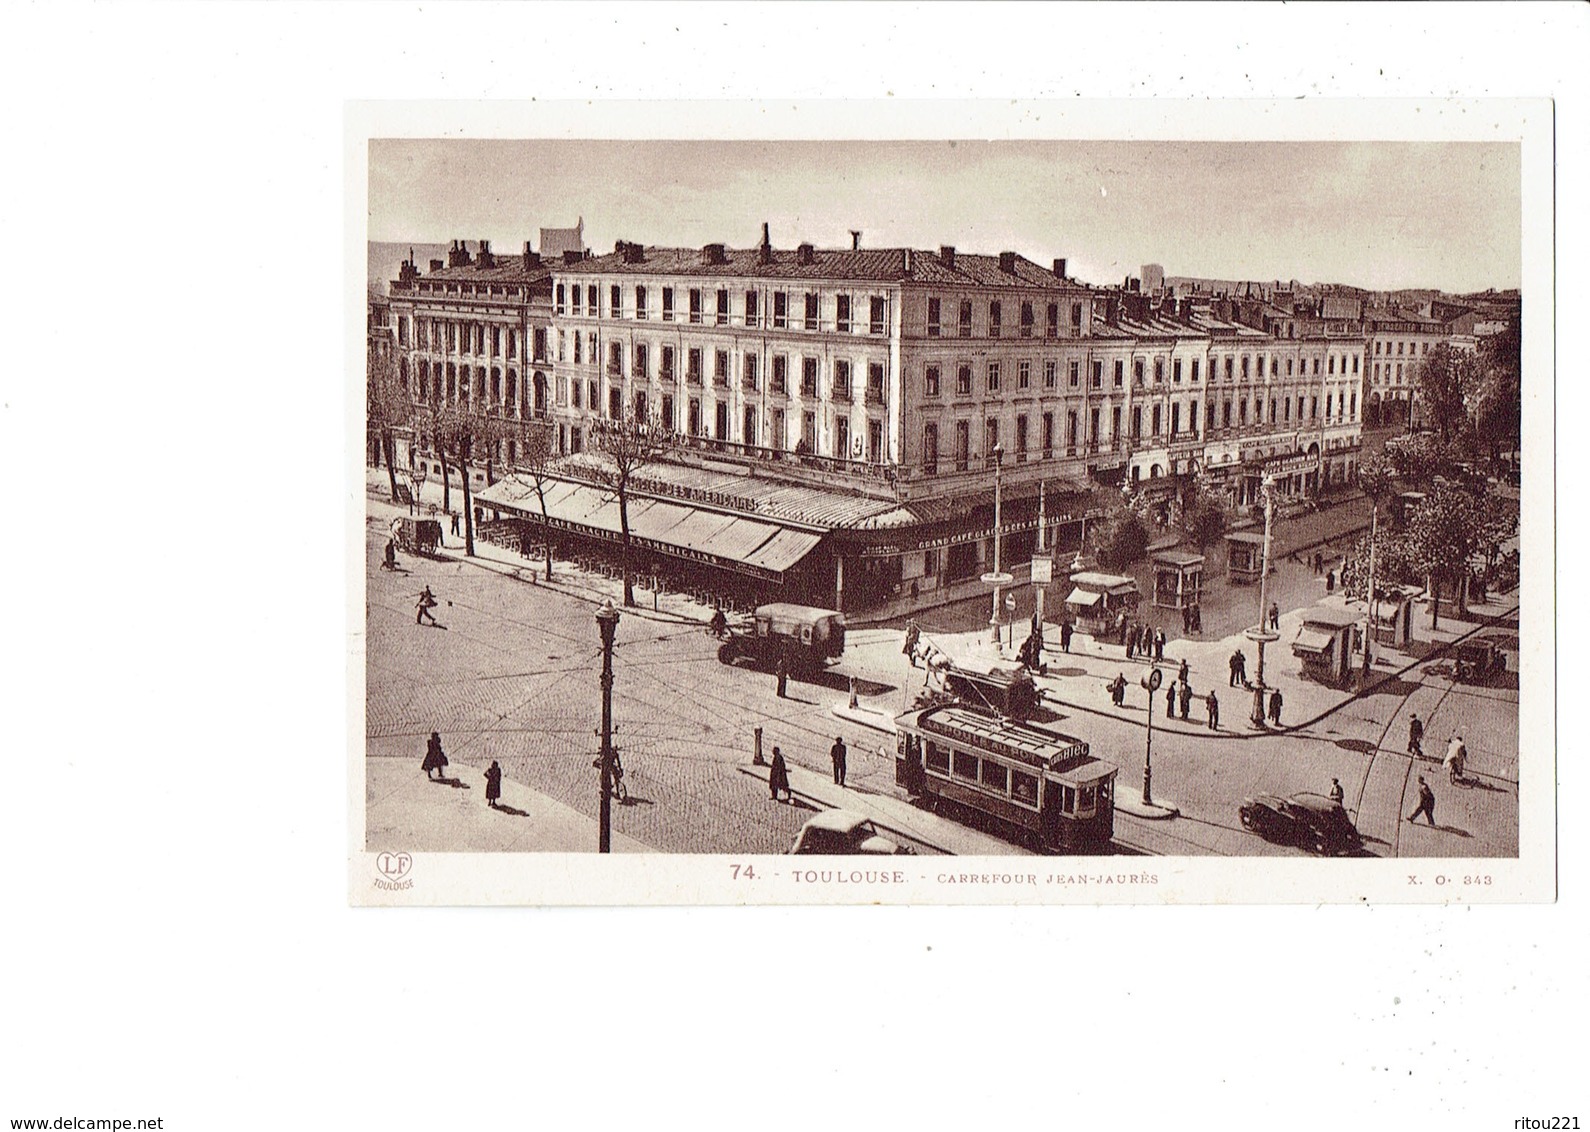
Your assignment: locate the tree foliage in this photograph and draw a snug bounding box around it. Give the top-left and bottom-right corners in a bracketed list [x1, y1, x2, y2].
[589, 410, 675, 606]
[1472, 316, 1522, 464]
[1412, 342, 1479, 443]
[1168, 469, 1230, 555]
[367, 350, 411, 504]
[512, 419, 560, 580]
[1404, 480, 1490, 623]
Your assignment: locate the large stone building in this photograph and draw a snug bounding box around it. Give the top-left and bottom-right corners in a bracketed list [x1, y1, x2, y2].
[374, 232, 1393, 617]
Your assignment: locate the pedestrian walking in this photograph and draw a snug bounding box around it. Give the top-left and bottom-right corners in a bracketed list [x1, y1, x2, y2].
[830, 736, 848, 787]
[1408, 714, 1425, 759]
[451, 511, 461, 537]
[775, 656, 789, 699]
[1178, 679, 1192, 720]
[1177, 657, 1189, 686]
[1328, 778, 1345, 806]
[1313, 551, 1323, 575]
[421, 731, 448, 781]
[1406, 775, 1437, 825]
[484, 760, 503, 809]
[1108, 673, 1127, 707]
[1165, 682, 1176, 718]
[1118, 617, 1130, 648]
[1325, 570, 1336, 593]
[1191, 603, 1203, 634]
[1206, 689, 1220, 730]
[1141, 623, 1155, 658]
[1444, 734, 1468, 784]
[903, 620, 921, 667]
[1154, 629, 1166, 663]
[768, 746, 791, 802]
[382, 538, 398, 571]
[1228, 650, 1242, 687]
[1234, 649, 1248, 686]
[1124, 620, 1136, 659]
[1268, 601, 1280, 631]
[415, 585, 439, 626]
[1268, 687, 1284, 726]
[1060, 619, 1073, 653]
[1181, 603, 1191, 634]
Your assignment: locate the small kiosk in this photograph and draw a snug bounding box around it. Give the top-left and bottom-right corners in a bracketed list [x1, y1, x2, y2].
[1152, 550, 1206, 611]
[1392, 491, 1427, 527]
[1225, 531, 1267, 584]
[1291, 606, 1360, 685]
[1063, 572, 1140, 638]
[1353, 584, 1419, 648]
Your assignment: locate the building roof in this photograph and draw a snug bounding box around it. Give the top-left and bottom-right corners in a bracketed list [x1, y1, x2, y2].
[557, 244, 1076, 288]
[399, 260, 554, 287]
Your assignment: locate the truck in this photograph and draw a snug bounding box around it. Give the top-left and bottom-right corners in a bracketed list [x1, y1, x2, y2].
[716, 603, 846, 674]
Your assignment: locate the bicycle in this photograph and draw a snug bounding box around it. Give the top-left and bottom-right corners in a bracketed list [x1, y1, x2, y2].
[591, 751, 629, 802]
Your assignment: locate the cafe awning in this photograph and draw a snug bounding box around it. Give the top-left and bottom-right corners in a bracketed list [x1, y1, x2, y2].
[475, 474, 825, 580]
[1064, 588, 1103, 607]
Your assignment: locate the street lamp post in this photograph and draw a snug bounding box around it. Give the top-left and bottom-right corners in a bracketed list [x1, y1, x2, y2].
[1245, 474, 1279, 728]
[1362, 498, 1378, 676]
[1141, 666, 1163, 806]
[407, 465, 428, 516]
[982, 445, 1012, 649]
[595, 600, 620, 853]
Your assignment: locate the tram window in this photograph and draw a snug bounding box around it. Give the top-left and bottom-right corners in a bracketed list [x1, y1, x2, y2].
[1098, 779, 1112, 803]
[980, 761, 1008, 793]
[1061, 786, 1076, 813]
[925, 742, 950, 774]
[1078, 785, 1097, 813]
[952, 751, 979, 780]
[1012, 771, 1038, 806]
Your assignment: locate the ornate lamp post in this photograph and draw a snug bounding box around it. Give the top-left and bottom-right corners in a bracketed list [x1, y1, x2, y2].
[595, 600, 620, 853]
[1245, 474, 1279, 727]
[406, 465, 428, 516]
[1141, 665, 1163, 806]
[982, 445, 1011, 648]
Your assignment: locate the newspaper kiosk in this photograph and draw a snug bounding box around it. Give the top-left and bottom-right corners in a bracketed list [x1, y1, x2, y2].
[1225, 531, 1267, 584]
[1291, 606, 1360, 685]
[1062, 572, 1140, 638]
[1152, 550, 1206, 611]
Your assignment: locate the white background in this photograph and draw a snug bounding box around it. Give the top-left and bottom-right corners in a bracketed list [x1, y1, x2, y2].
[2, 4, 1585, 1129]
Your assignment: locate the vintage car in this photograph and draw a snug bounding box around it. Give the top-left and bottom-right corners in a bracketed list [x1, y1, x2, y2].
[1451, 637, 1507, 682]
[789, 810, 913, 856]
[718, 603, 846, 674]
[1238, 792, 1363, 856]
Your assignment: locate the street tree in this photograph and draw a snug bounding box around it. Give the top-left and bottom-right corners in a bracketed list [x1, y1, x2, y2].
[423, 401, 484, 556]
[1170, 469, 1230, 556]
[589, 409, 674, 606]
[1471, 316, 1522, 470]
[1090, 486, 1152, 572]
[1405, 480, 1487, 625]
[1338, 527, 1419, 604]
[367, 350, 411, 504]
[1383, 431, 1458, 485]
[513, 418, 561, 581]
[1412, 341, 1479, 443]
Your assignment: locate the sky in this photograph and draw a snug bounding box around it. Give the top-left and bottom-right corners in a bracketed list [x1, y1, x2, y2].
[369, 138, 1521, 294]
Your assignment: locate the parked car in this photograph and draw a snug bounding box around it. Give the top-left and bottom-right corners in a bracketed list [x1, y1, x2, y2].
[1239, 792, 1363, 856]
[789, 809, 913, 855]
[1451, 637, 1506, 682]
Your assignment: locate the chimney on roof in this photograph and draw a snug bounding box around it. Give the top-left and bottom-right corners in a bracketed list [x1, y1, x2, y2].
[904, 249, 912, 274]
[522, 241, 541, 270]
[701, 243, 727, 266]
[758, 222, 773, 265]
[999, 251, 1017, 274]
[477, 240, 494, 269]
[940, 246, 956, 269]
[797, 243, 814, 266]
[850, 230, 861, 251]
[1053, 257, 1067, 280]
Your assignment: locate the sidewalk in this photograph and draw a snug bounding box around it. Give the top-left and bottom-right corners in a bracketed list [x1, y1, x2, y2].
[737, 762, 1034, 856]
[365, 754, 650, 854]
[367, 470, 718, 630]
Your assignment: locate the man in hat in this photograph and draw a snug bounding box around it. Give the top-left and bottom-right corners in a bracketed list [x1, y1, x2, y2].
[1206, 689, 1220, 730]
[830, 735, 848, 787]
[1328, 777, 1345, 807]
[1407, 776, 1437, 825]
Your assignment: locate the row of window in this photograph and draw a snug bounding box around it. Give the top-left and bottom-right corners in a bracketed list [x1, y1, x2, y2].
[555, 282, 889, 334]
[402, 318, 521, 359]
[917, 392, 1361, 473]
[552, 334, 889, 401]
[1373, 338, 1435, 357]
[924, 297, 1086, 339]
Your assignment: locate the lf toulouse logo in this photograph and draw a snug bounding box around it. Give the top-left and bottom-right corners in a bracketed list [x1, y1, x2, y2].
[375, 852, 414, 890]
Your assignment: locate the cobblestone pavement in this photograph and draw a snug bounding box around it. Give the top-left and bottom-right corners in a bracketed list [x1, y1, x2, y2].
[365, 485, 1519, 859]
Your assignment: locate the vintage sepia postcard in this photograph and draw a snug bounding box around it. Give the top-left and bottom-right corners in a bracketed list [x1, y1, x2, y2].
[350, 99, 1553, 905]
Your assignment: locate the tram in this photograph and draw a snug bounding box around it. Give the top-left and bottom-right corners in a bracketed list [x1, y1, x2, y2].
[894, 703, 1119, 853]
